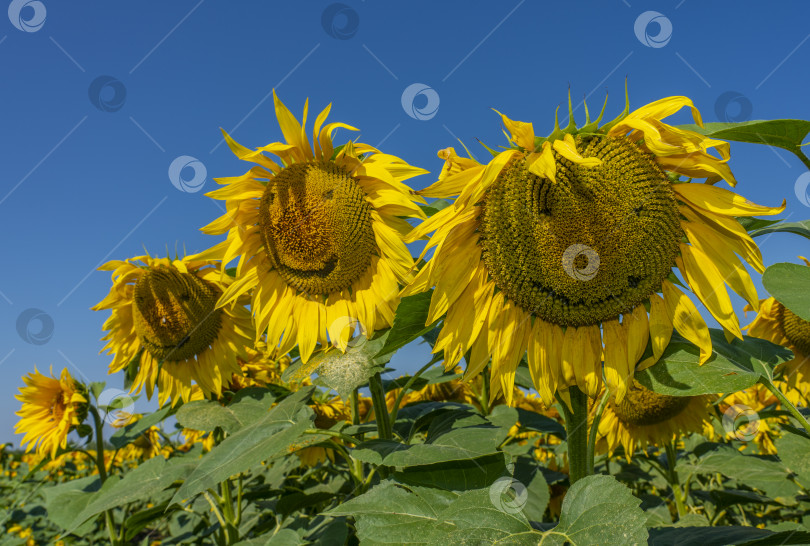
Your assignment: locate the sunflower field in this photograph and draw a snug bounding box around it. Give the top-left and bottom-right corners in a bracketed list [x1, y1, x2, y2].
[5, 90, 810, 546]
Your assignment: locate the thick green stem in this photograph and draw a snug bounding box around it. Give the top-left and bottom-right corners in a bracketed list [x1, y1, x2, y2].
[220, 479, 239, 543]
[665, 441, 687, 518]
[586, 390, 610, 474]
[762, 378, 810, 435]
[89, 406, 120, 546]
[368, 372, 392, 440]
[558, 386, 589, 485]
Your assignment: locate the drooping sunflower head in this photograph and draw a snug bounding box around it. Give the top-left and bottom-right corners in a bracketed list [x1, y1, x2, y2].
[404, 88, 785, 407]
[92, 253, 255, 406]
[595, 382, 715, 458]
[14, 367, 88, 459]
[199, 91, 428, 364]
[745, 257, 810, 403]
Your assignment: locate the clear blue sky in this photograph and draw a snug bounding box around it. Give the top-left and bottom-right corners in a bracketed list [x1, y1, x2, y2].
[1, 1, 809, 443]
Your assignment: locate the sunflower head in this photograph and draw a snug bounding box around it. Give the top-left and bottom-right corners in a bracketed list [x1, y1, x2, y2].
[595, 383, 714, 458]
[93, 254, 254, 405]
[405, 88, 784, 407]
[14, 368, 88, 458]
[745, 257, 810, 402]
[199, 91, 427, 364]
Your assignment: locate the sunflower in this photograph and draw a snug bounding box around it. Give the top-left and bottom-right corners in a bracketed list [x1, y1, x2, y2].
[719, 384, 783, 455]
[385, 366, 476, 411]
[112, 413, 170, 460]
[92, 254, 254, 405]
[402, 91, 784, 406]
[226, 340, 296, 392]
[744, 257, 810, 406]
[198, 91, 427, 364]
[14, 367, 88, 458]
[593, 382, 715, 458]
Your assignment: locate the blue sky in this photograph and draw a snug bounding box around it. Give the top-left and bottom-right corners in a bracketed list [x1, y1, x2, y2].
[1, 1, 809, 444]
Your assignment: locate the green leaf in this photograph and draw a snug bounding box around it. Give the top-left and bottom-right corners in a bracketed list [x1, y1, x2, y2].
[512, 457, 550, 523]
[327, 481, 543, 544]
[327, 482, 456, 544]
[175, 387, 277, 434]
[42, 475, 104, 532]
[635, 330, 792, 395]
[352, 422, 509, 467]
[678, 119, 810, 163]
[376, 291, 437, 359]
[419, 198, 452, 216]
[72, 452, 200, 528]
[514, 407, 566, 438]
[394, 453, 509, 491]
[538, 475, 648, 545]
[110, 404, 176, 449]
[747, 219, 810, 241]
[763, 262, 810, 321]
[649, 526, 810, 546]
[681, 443, 800, 502]
[171, 387, 315, 504]
[775, 433, 810, 488]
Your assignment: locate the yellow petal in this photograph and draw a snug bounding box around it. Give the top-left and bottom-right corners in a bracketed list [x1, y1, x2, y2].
[662, 279, 712, 364]
[551, 134, 602, 167]
[673, 183, 785, 217]
[603, 318, 630, 403]
[679, 243, 742, 340]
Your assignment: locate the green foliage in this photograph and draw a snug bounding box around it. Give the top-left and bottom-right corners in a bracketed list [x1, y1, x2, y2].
[763, 262, 810, 321]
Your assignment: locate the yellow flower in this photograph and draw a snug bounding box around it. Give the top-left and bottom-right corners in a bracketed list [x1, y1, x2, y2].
[226, 341, 297, 392]
[93, 254, 255, 405]
[593, 382, 715, 459]
[112, 413, 170, 460]
[385, 367, 477, 411]
[402, 92, 784, 406]
[198, 91, 427, 365]
[180, 428, 215, 453]
[15, 367, 87, 458]
[744, 257, 810, 406]
[720, 384, 783, 455]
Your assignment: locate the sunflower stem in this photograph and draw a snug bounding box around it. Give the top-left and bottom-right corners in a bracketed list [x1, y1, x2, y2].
[368, 372, 392, 440]
[665, 441, 687, 518]
[586, 390, 610, 474]
[89, 405, 121, 546]
[220, 478, 239, 543]
[762, 378, 810, 435]
[560, 386, 590, 485]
